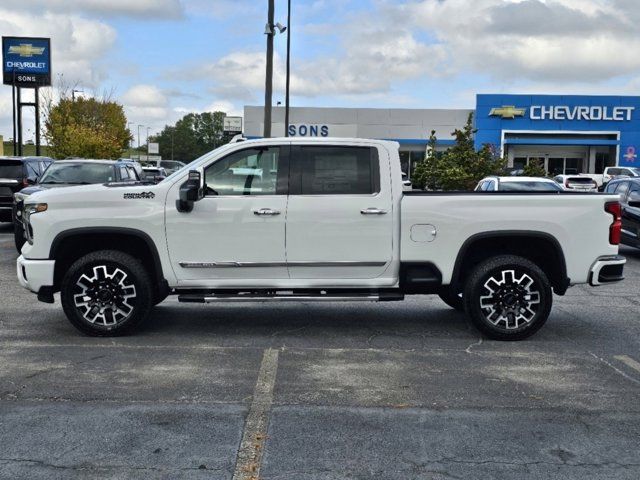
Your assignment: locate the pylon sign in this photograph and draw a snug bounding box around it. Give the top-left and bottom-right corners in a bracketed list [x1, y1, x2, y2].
[3, 36, 52, 87]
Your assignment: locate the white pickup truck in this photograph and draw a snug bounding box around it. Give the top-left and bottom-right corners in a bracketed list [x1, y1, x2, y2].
[16, 138, 626, 340]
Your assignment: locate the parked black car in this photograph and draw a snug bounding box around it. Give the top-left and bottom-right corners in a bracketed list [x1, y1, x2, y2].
[0, 156, 53, 223]
[604, 178, 640, 248]
[13, 159, 142, 251]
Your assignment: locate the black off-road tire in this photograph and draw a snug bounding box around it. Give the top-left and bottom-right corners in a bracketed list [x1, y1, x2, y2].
[61, 250, 153, 336]
[463, 255, 552, 341]
[438, 288, 464, 312]
[14, 221, 26, 253]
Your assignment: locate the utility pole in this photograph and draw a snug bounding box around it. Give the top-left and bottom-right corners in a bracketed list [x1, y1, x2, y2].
[284, 0, 291, 137]
[263, 0, 275, 138]
[146, 127, 150, 161]
[35, 87, 41, 156]
[127, 122, 134, 157]
[137, 124, 143, 161]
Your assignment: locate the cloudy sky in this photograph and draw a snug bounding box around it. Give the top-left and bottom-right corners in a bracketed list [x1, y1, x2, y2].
[2, 0, 640, 144]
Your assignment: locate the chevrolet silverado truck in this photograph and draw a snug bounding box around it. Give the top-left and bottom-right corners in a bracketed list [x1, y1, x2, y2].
[16, 138, 626, 340]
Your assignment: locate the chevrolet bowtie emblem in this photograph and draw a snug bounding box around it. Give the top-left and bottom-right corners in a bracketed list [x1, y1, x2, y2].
[489, 106, 526, 119]
[8, 43, 45, 57]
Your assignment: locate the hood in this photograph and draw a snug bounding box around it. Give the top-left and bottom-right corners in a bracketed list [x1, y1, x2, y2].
[25, 181, 167, 206]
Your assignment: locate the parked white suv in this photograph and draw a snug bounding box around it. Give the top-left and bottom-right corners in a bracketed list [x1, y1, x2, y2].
[16, 138, 625, 340]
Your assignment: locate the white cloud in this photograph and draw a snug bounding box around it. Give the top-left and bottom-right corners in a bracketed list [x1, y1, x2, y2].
[400, 0, 640, 83]
[12, 0, 184, 18]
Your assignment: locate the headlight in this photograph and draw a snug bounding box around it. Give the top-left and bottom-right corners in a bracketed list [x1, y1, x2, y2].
[23, 203, 47, 245]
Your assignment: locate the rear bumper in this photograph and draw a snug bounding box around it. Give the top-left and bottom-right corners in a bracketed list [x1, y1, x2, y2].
[589, 255, 626, 286]
[17, 255, 55, 294]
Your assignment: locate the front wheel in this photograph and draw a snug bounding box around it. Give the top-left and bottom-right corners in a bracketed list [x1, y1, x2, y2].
[463, 255, 552, 341]
[61, 250, 153, 336]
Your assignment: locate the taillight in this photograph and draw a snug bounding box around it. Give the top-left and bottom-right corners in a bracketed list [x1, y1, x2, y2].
[21, 177, 29, 188]
[605, 201, 622, 245]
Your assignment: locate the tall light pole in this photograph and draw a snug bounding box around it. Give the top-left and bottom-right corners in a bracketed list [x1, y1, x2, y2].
[263, 0, 275, 138]
[146, 127, 151, 161]
[127, 122, 134, 157]
[284, 0, 291, 137]
[137, 124, 143, 160]
[263, 4, 287, 138]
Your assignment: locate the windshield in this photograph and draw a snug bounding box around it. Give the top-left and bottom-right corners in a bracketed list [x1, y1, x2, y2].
[499, 181, 563, 192]
[39, 162, 115, 184]
[0, 162, 23, 178]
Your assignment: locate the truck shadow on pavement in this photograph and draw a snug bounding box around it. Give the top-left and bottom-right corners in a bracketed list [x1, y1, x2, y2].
[129, 301, 500, 348]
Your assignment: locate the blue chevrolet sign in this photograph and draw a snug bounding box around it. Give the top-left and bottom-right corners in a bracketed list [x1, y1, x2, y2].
[2, 36, 51, 87]
[475, 94, 640, 167]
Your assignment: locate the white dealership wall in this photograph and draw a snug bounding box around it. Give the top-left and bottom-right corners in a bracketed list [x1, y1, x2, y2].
[243, 106, 473, 143]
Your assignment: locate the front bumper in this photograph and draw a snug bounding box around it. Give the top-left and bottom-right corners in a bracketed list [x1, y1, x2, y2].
[17, 255, 55, 294]
[589, 255, 626, 286]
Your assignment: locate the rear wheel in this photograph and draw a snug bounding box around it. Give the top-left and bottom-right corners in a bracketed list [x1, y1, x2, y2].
[61, 250, 153, 336]
[438, 288, 464, 312]
[463, 255, 552, 341]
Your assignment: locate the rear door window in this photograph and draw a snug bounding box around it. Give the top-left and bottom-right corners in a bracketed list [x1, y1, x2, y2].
[291, 145, 379, 195]
[0, 162, 23, 178]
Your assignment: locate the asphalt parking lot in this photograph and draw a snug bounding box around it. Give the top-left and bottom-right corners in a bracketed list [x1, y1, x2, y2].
[1, 221, 640, 480]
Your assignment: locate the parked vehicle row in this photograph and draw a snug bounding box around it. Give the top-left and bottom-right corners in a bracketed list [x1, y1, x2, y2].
[604, 178, 640, 249]
[12, 159, 151, 251]
[0, 156, 53, 222]
[475, 176, 563, 192]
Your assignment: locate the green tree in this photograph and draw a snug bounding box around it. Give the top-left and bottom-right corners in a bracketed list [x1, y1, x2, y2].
[152, 111, 228, 162]
[522, 158, 547, 177]
[44, 97, 131, 159]
[411, 113, 506, 191]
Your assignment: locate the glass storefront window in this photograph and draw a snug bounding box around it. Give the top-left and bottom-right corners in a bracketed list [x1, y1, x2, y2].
[548, 158, 564, 175]
[595, 152, 615, 174]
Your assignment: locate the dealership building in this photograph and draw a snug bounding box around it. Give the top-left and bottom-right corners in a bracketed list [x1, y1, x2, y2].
[244, 94, 640, 179]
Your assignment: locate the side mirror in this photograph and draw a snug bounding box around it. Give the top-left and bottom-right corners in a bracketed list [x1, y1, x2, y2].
[177, 168, 205, 212]
[629, 192, 640, 208]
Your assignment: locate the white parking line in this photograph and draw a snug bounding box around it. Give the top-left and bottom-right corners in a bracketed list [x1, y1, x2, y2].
[614, 355, 640, 374]
[232, 348, 279, 480]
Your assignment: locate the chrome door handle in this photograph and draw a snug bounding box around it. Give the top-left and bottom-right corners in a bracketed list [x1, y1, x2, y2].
[360, 208, 387, 215]
[253, 208, 281, 216]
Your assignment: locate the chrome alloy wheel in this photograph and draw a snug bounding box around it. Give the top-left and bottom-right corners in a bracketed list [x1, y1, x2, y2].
[73, 265, 137, 325]
[479, 269, 541, 329]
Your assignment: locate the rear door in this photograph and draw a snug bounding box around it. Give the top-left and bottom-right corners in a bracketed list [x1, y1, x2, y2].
[286, 143, 393, 280]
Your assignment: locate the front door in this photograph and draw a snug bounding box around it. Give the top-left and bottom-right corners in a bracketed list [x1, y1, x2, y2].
[166, 145, 289, 284]
[285, 144, 394, 281]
